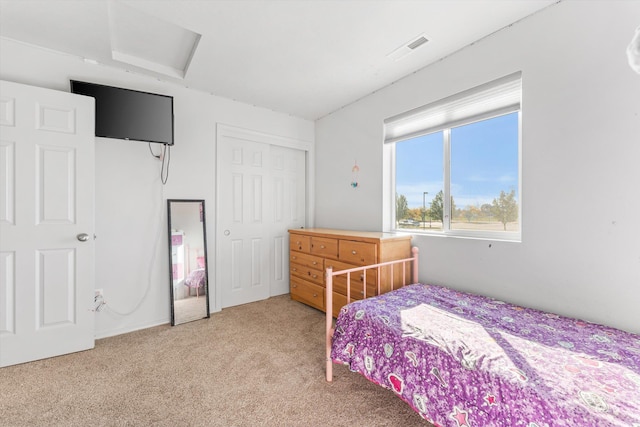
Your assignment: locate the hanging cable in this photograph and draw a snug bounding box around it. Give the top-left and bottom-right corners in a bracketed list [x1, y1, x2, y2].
[161, 144, 171, 185]
[104, 167, 165, 317]
[148, 143, 161, 159]
[148, 142, 171, 184]
[104, 142, 171, 317]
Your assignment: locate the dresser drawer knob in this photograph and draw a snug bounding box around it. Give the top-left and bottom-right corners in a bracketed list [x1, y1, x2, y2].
[292, 284, 297, 288]
[312, 274, 318, 279]
[292, 268, 297, 272]
[313, 293, 317, 297]
[352, 250, 357, 255]
[320, 245, 326, 249]
[312, 261, 317, 265]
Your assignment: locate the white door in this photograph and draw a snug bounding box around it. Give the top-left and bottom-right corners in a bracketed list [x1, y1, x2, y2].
[217, 126, 306, 308]
[270, 145, 306, 296]
[0, 80, 95, 367]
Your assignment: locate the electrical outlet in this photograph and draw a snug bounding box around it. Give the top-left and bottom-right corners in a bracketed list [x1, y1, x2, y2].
[94, 289, 106, 312]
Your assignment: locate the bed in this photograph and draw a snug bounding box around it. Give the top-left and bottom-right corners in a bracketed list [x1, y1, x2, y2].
[184, 268, 206, 297]
[325, 249, 640, 426]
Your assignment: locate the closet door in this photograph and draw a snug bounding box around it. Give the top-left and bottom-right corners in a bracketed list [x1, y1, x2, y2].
[216, 126, 306, 309]
[0, 80, 95, 367]
[270, 145, 306, 297]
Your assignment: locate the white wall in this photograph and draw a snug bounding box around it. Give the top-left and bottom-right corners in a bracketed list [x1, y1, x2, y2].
[315, 1, 640, 334]
[0, 38, 314, 338]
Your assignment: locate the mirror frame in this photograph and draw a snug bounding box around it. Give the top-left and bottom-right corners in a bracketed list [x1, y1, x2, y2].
[167, 199, 211, 326]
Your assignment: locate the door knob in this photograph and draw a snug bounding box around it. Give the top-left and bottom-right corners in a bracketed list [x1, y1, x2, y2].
[77, 233, 90, 242]
[224, 230, 230, 236]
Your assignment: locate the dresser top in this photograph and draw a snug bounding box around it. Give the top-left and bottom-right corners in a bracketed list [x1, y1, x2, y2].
[288, 228, 411, 242]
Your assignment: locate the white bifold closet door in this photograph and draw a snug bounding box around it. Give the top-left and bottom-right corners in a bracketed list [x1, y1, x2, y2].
[217, 125, 306, 309]
[0, 80, 95, 367]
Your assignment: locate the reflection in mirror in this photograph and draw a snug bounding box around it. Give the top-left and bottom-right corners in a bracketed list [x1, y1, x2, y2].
[167, 200, 210, 325]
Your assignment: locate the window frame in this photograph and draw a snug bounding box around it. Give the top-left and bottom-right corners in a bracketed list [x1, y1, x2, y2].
[384, 75, 522, 242]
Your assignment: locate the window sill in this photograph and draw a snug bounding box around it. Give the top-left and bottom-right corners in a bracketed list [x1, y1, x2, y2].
[392, 228, 521, 243]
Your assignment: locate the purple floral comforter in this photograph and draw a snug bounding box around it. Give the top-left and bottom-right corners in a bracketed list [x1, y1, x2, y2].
[331, 284, 640, 426]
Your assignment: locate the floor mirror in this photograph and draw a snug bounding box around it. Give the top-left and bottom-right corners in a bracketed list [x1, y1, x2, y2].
[167, 199, 210, 325]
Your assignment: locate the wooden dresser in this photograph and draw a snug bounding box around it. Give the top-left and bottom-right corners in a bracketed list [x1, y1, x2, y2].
[288, 228, 412, 317]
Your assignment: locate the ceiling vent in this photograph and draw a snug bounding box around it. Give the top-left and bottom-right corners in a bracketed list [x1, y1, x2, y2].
[407, 36, 429, 50]
[387, 33, 429, 61]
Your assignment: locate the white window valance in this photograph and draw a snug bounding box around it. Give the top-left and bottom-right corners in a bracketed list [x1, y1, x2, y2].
[384, 71, 522, 144]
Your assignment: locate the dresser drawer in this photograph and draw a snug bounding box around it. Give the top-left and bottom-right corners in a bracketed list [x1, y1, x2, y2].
[339, 240, 377, 265]
[290, 262, 324, 286]
[331, 292, 348, 319]
[310, 237, 338, 258]
[330, 290, 368, 318]
[325, 259, 377, 299]
[288, 228, 411, 315]
[290, 277, 325, 311]
[290, 234, 311, 253]
[290, 251, 323, 270]
[333, 273, 377, 300]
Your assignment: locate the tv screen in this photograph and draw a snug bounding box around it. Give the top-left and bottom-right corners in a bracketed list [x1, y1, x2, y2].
[70, 80, 174, 145]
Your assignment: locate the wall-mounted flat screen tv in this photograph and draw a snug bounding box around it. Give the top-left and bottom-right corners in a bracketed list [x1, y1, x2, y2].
[70, 80, 174, 145]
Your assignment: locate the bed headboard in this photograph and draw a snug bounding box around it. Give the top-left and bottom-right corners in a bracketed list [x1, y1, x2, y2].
[325, 246, 419, 303]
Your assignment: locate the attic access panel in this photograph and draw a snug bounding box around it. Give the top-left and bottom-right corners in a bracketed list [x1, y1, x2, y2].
[108, 1, 201, 79]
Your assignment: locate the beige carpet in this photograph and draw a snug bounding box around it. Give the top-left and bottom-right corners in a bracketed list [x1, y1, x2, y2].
[0, 295, 432, 426]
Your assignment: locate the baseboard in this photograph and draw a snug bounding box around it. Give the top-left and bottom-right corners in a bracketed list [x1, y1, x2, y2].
[94, 319, 169, 340]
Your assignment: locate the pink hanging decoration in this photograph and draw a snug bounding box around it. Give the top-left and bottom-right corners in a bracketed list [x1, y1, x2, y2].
[351, 162, 360, 188]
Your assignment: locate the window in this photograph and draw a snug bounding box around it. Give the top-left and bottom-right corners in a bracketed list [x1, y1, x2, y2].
[385, 72, 521, 241]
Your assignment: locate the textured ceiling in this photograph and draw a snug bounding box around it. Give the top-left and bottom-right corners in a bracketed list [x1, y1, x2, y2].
[0, 0, 557, 120]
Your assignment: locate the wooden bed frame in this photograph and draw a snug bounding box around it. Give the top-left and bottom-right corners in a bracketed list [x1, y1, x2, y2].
[325, 247, 419, 382]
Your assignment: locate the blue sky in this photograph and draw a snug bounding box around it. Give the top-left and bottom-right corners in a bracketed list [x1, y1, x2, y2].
[396, 112, 519, 210]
